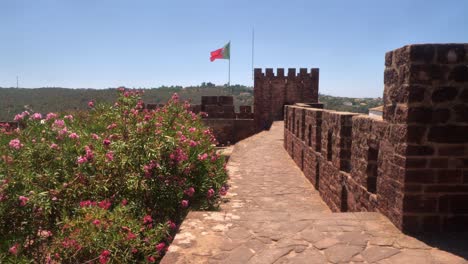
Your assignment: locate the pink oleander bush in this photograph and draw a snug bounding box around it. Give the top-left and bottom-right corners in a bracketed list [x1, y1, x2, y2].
[0, 89, 228, 263]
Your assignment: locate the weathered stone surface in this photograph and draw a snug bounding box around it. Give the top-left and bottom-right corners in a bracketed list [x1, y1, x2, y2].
[247, 246, 294, 264]
[324, 244, 363, 263]
[224, 246, 255, 263]
[336, 231, 370, 246]
[299, 228, 324, 243]
[361, 246, 400, 262]
[277, 248, 327, 264]
[162, 122, 467, 264]
[314, 237, 340, 250]
[383, 250, 432, 264]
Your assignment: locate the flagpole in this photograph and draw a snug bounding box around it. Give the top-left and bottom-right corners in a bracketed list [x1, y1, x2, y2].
[252, 28, 254, 81]
[229, 40, 231, 94]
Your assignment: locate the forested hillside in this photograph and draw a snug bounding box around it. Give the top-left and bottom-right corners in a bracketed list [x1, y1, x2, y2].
[0, 85, 253, 121]
[0, 85, 382, 121]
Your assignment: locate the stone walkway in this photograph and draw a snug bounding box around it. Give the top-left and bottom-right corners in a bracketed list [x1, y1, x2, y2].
[162, 122, 467, 264]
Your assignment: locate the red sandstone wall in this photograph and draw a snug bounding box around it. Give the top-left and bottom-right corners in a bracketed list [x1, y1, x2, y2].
[197, 96, 256, 145]
[284, 105, 406, 230]
[283, 43, 468, 233]
[203, 119, 255, 145]
[254, 68, 319, 131]
[384, 44, 468, 232]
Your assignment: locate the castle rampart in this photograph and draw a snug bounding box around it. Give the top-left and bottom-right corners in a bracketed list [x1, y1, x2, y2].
[254, 68, 321, 131]
[283, 44, 468, 232]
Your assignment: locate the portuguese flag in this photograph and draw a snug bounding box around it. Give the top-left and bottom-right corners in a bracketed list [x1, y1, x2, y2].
[210, 42, 230, 62]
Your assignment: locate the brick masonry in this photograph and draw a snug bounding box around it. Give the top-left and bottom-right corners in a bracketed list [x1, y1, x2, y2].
[254, 68, 321, 131]
[284, 44, 468, 232]
[191, 96, 256, 145]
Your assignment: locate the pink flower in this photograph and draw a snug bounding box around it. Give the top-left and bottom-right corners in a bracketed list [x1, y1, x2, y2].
[207, 188, 215, 198]
[58, 127, 68, 137]
[156, 242, 166, 252]
[184, 187, 195, 197]
[84, 146, 94, 161]
[69, 133, 79, 140]
[143, 161, 158, 178]
[80, 200, 92, 207]
[46, 113, 58, 121]
[147, 256, 156, 263]
[220, 186, 228, 196]
[14, 111, 29, 121]
[171, 93, 179, 102]
[105, 151, 114, 162]
[181, 200, 189, 208]
[9, 139, 23, 150]
[92, 219, 101, 226]
[197, 153, 208, 161]
[188, 127, 196, 133]
[98, 200, 111, 210]
[121, 199, 128, 206]
[103, 139, 111, 146]
[19, 195, 29, 206]
[167, 220, 177, 230]
[38, 229, 52, 238]
[126, 232, 137, 240]
[50, 143, 59, 150]
[88, 101, 95, 108]
[53, 119, 65, 128]
[143, 215, 153, 225]
[189, 140, 198, 147]
[107, 123, 117, 130]
[77, 156, 88, 164]
[91, 133, 100, 140]
[9, 243, 19, 255]
[131, 248, 138, 254]
[31, 113, 42, 120]
[99, 250, 110, 264]
[64, 115, 73, 120]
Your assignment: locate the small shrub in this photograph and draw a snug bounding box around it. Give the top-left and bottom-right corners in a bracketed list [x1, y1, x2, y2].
[0, 89, 228, 263]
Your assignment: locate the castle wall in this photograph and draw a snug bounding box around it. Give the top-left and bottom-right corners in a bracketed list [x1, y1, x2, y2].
[284, 44, 468, 232]
[193, 96, 255, 145]
[254, 68, 320, 131]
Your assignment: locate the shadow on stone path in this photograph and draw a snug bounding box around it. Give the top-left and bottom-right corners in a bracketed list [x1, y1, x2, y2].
[162, 122, 467, 264]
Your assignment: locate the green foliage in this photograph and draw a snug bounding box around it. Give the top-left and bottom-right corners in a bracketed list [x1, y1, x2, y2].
[319, 94, 383, 114]
[0, 90, 228, 263]
[0, 85, 254, 121]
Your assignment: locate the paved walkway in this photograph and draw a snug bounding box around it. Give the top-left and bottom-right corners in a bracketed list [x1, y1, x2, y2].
[162, 122, 466, 264]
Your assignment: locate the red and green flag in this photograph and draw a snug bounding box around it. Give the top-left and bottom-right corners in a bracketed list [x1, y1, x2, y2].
[210, 42, 230, 62]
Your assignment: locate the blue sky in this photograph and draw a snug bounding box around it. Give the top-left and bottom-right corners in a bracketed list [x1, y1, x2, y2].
[1, 0, 467, 97]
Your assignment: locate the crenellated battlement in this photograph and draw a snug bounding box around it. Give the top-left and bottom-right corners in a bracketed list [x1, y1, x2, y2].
[254, 68, 319, 78]
[283, 43, 468, 233]
[254, 67, 321, 131]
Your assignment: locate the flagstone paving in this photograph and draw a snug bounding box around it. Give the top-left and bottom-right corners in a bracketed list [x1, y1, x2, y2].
[161, 122, 467, 264]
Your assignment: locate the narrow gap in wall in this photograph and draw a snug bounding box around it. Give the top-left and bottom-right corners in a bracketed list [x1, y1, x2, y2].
[301, 150, 304, 170]
[315, 162, 320, 190]
[341, 185, 348, 212]
[366, 145, 379, 193]
[292, 111, 295, 134]
[292, 141, 295, 159]
[316, 120, 322, 152]
[296, 120, 299, 137]
[301, 113, 305, 141]
[308, 124, 312, 147]
[327, 131, 333, 161]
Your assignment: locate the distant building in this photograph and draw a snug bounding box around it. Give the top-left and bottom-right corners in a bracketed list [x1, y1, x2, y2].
[343, 101, 353, 106]
[368, 105, 383, 118]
